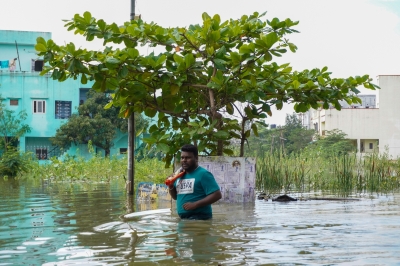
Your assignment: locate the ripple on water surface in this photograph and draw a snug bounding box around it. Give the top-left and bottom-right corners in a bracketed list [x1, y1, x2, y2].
[1, 180, 400, 265]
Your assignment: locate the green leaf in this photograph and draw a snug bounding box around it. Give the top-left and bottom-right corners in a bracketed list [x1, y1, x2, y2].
[170, 84, 179, 95]
[202, 12, 211, 21]
[265, 32, 278, 48]
[106, 57, 120, 64]
[292, 80, 300, 89]
[35, 43, 47, 52]
[136, 128, 144, 137]
[226, 102, 234, 115]
[157, 143, 170, 153]
[239, 44, 254, 54]
[156, 54, 167, 67]
[173, 54, 183, 64]
[104, 102, 113, 109]
[263, 52, 272, 61]
[213, 130, 230, 139]
[288, 43, 297, 53]
[223, 149, 234, 156]
[81, 74, 87, 84]
[148, 124, 158, 134]
[36, 37, 46, 46]
[83, 11, 92, 23]
[97, 19, 106, 30]
[251, 123, 259, 137]
[317, 76, 325, 86]
[174, 103, 184, 113]
[184, 53, 195, 68]
[127, 48, 139, 58]
[119, 65, 128, 78]
[144, 107, 157, 117]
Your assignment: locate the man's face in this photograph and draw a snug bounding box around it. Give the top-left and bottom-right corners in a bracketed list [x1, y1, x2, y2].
[180, 151, 198, 172]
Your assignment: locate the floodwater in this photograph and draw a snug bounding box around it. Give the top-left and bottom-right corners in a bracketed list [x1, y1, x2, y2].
[1, 179, 400, 266]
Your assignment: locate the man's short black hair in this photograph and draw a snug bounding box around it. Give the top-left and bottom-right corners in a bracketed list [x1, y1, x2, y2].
[181, 144, 198, 157]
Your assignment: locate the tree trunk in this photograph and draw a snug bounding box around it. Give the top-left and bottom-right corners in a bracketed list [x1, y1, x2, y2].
[208, 85, 224, 156]
[239, 118, 248, 157]
[127, 113, 135, 195]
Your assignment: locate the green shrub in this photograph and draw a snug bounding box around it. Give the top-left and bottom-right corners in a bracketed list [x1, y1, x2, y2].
[0, 149, 32, 177]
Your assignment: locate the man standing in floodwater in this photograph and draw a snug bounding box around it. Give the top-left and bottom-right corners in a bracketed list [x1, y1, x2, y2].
[168, 144, 222, 220]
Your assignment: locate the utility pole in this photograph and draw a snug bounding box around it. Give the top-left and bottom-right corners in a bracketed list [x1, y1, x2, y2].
[127, 0, 136, 196]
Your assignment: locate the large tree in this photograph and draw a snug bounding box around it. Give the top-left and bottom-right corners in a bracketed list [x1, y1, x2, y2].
[36, 11, 377, 166]
[51, 90, 148, 156]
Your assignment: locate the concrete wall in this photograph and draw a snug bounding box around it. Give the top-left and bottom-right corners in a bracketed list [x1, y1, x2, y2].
[377, 75, 400, 157]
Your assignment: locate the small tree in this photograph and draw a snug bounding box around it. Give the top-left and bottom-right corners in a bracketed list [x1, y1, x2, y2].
[36, 11, 378, 166]
[0, 96, 31, 152]
[312, 129, 355, 156]
[0, 95, 31, 177]
[51, 90, 148, 157]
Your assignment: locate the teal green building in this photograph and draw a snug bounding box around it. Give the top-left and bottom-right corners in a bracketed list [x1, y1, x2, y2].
[0, 30, 135, 161]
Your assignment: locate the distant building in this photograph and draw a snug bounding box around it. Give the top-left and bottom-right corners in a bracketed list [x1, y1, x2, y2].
[310, 75, 400, 158]
[0, 30, 140, 161]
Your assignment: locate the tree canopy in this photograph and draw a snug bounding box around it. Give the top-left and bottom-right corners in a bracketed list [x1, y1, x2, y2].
[50, 90, 148, 156]
[282, 113, 315, 154]
[35, 11, 378, 166]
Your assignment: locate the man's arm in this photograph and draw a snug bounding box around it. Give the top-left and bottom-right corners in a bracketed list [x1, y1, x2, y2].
[168, 185, 177, 200]
[182, 190, 222, 211]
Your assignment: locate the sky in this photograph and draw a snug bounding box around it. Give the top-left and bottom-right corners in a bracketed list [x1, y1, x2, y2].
[1, 0, 399, 126]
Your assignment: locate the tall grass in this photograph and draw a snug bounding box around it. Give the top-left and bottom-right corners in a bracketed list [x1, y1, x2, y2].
[256, 149, 400, 196]
[20, 154, 173, 185]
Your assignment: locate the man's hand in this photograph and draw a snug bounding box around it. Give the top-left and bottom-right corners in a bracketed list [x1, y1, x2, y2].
[182, 190, 222, 211]
[182, 202, 198, 210]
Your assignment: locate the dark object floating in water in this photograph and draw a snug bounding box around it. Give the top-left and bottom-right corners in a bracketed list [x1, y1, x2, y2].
[272, 194, 297, 202]
[257, 193, 267, 200]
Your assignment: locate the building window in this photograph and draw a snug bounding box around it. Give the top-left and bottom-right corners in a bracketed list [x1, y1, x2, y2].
[369, 143, 373, 149]
[36, 148, 47, 160]
[120, 148, 127, 154]
[32, 59, 44, 72]
[10, 99, 18, 106]
[55, 101, 72, 119]
[33, 100, 46, 113]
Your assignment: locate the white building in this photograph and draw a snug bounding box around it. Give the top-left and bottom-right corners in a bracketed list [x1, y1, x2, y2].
[310, 75, 400, 158]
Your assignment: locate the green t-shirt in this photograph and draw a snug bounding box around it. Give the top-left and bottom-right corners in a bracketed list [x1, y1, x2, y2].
[174, 166, 220, 218]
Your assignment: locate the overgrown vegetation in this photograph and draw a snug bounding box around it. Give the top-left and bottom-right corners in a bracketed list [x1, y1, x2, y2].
[255, 148, 400, 197]
[20, 153, 172, 185]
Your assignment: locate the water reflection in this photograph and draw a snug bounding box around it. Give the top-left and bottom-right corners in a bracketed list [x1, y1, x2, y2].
[0, 179, 400, 265]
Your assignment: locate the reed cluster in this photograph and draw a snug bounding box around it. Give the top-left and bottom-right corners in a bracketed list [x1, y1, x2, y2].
[255, 149, 400, 196]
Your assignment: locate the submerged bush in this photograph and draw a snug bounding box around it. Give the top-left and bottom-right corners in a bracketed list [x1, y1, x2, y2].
[0, 149, 33, 177]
